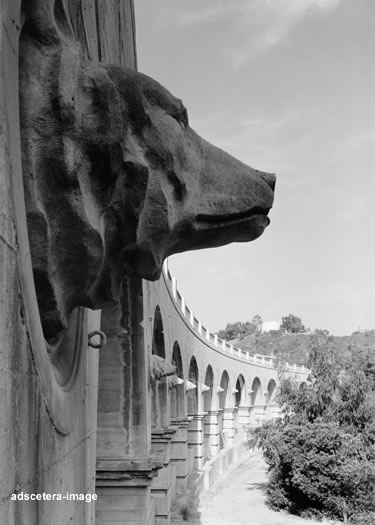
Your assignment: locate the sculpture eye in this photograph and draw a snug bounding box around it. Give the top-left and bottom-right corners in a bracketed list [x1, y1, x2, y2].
[179, 108, 189, 127]
[170, 107, 189, 128]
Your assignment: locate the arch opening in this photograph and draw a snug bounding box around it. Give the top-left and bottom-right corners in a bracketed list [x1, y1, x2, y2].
[249, 377, 263, 427]
[203, 365, 214, 460]
[250, 377, 262, 406]
[234, 374, 246, 431]
[218, 371, 230, 410]
[187, 357, 198, 415]
[264, 379, 278, 421]
[203, 365, 214, 413]
[218, 371, 230, 449]
[234, 374, 246, 408]
[267, 379, 277, 403]
[170, 342, 185, 419]
[151, 307, 169, 429]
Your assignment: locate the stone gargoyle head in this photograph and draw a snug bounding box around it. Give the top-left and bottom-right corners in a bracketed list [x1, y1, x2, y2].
[20, 0, 275, 344]
[149, 355, 176, 385]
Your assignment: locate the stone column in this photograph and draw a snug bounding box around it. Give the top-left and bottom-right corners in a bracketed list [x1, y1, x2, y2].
[170, 418, 190, 495]
[249, 404, 266, 427]
[96, 276, 157, 525]
[95, 462, 160, 525]
[233, 406, 239, 434]
[238, 406, 250, 427]
[222, 408, 235, 447]
[151, 376, 171, 430]
[203, 410, 221, 458]
[265, 402, 281, 421]
[203, 414, 210, 461]
[151, 428, 177, 525]
[187, 414, 205, 471]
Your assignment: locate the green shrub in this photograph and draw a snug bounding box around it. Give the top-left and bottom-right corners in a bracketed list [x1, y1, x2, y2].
[249, 331, 375, 523]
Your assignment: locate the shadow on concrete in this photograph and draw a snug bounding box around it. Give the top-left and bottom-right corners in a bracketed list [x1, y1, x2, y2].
[171, 505, 202, 525]
[171, 493, 203, 525]
[244, 481, 268, 495]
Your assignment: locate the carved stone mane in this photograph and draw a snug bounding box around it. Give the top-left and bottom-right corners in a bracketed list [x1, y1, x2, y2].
[20, 0, 275, 344]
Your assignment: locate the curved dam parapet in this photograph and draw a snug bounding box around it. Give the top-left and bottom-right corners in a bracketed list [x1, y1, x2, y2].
[145, 261, 309, 390]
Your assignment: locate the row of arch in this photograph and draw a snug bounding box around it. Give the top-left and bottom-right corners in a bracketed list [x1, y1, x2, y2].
[151, 306, 278, 445]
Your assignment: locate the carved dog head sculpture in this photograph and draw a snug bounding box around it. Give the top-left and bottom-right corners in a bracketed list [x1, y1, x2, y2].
[20, 1, 275, 343]
[149, 355, 176, 385]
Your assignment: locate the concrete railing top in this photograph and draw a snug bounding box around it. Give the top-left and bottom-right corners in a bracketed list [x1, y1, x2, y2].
[162, 262, 309, 375]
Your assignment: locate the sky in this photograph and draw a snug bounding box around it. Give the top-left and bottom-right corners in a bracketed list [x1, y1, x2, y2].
[134, 0, 375, 336]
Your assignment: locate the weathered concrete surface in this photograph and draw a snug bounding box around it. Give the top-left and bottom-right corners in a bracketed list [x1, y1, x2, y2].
[0, 1, 136, 524]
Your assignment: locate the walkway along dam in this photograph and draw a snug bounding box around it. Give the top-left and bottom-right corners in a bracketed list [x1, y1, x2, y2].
[0, 1, 308, 524]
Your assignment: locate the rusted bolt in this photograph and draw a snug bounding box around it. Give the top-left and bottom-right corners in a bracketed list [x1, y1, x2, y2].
[88, 330, 107, 349]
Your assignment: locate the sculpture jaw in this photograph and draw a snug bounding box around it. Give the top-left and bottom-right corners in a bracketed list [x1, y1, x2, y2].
[115, 210, 273, 283]
[196, 213, 271, 244]
[195, 208, 271, 240]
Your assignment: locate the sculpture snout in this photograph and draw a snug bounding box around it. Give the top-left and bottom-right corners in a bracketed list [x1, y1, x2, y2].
[257, 171, 276, 192]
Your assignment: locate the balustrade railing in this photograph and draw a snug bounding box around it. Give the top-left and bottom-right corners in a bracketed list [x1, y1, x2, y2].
[162, 262, 309, 374]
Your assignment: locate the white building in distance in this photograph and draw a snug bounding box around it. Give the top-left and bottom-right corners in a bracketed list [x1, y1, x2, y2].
[261, 321, 281, 333]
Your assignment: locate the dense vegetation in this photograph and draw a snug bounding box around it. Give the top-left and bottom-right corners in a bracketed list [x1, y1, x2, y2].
[216, 314, 263, 340]
[280, 313, 306, 333]
[249, 331, 375, 524]
[216, 313, 307, 341]
[216, 315, 375, 366]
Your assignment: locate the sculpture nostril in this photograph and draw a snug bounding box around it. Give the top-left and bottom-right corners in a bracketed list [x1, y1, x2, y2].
[257, 171, 276, 192]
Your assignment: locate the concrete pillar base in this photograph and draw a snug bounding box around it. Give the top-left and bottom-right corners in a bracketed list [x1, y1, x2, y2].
[238, 406, 250, 427]
[233, 407, 239, 434]
[96, 459, 161, 525]
[203, 410, 221, 459]
[170, 418, 190, 495]
[151, 428, 177, 524]
[187, 414, 205, 470]
[264, 403, 281, 421]
[222, 408, 235, 447]
[249, 404, 266, 427]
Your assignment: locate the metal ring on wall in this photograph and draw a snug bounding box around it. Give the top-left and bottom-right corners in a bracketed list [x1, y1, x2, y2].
[88, 330, 107, 349]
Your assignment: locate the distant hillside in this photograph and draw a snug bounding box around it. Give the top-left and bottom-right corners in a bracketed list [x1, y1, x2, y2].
[231, 330, 375, 366]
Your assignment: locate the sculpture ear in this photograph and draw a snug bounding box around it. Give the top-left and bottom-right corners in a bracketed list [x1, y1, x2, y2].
[22, 0, 75, 43]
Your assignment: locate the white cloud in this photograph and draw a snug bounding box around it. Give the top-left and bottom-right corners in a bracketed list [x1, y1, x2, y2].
[173, 5, 230, 25]
[242, 117, 265, 126]
[242, 113, 298, 129]
[351, 129, 375, 146]
[158, 1, 231, 27]
[228, 0, 342, 65]
[156, 0, 342, 65]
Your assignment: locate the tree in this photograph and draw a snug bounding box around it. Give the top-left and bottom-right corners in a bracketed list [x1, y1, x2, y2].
[251, 314, 263, 333]
[281, 314, 306, 333]
[216, 315, 263, 341]
[250, 419, 375, 522]
[217, 321, 251, 340]
[249, 331, 375, 524]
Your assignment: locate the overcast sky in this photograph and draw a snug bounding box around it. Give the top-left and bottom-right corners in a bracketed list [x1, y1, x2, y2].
[134, 0, 374, 336]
